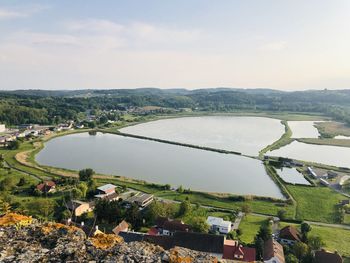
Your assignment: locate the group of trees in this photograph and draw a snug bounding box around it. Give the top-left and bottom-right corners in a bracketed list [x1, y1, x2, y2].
[2, 88, 350, 126]
[283, 223, 324, 263]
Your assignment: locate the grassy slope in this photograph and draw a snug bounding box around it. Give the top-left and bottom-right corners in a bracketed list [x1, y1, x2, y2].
[238, 214, 267, 244]
[279, 221, 350, 257]
[155, 191, 295, 218]
[286, 185, 344, 223]
[310, 225, 350, 257]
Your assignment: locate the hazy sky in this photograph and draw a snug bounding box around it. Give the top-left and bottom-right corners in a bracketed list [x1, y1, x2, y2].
[0, 0, 349, 90]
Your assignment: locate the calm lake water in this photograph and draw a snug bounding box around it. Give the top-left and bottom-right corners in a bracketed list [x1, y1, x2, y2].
[36, 132, 284, 198]
[276, 167, 310, 185]
[269, 141, 350, 168]
[120, 116, 284, 156]
[288, 121, 321, 138]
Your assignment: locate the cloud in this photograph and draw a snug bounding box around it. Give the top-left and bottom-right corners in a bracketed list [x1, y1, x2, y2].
[64, 19, 124, 34]
[0, 8, 26, 19]
[62, 19, 202, 49]
[0, 5, 49, 20]
[259, 41, 288, 51]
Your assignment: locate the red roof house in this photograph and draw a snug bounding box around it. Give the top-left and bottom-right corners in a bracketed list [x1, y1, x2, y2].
[279, 225, 301, 245]
[223, 239, 256, 262]
[36, 181, 56, 193]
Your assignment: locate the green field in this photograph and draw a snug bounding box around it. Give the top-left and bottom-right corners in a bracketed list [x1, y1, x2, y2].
[286, 185, 345, 223]
[155, 191, 295, 218]
[309, 225, 350, 257]
[238, 214, 267, 244]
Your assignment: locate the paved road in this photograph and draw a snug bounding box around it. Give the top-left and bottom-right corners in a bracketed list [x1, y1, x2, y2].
[232, 212, 244, 230]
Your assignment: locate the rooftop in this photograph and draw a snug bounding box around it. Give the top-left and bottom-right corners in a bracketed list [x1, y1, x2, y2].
[97, 184, 117, 192]
[206, 216, 231, 228]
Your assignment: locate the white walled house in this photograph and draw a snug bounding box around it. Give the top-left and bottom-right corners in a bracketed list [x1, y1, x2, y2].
[207, 216, 232, 234]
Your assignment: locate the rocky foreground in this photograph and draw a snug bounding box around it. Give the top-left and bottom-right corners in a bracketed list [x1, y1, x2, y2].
[0, 214, 217, 263]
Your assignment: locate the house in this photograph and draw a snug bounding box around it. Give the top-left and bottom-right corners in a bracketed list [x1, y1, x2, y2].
[94, 184, 119, 200]
[67, 200, 93, 217]
[126, 193, 154, 208]
[263, 239, 285, 263]
[151, 217, 191, 236]
[223, 239, 256, 262]
[36, 181, 56, 193]
[279, 226, 301, 245]
[112, 220, 129, 235]
[207, 216, 232, 234]
[314, 249, 343, 263]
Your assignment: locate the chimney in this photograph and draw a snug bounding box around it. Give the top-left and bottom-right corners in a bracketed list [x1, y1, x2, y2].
[95, 225, 99, 231]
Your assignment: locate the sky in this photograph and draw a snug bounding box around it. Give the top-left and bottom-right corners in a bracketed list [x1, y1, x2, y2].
[0, 0, 349, 91]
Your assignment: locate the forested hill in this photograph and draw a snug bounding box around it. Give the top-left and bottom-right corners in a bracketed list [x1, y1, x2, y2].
[1, 88, 350, 125]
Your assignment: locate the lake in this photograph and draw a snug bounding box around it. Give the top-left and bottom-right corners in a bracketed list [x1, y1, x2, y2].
[120, 116, 284, 156]
[269, 141, 350, 168]
[288, 121, 321, 138]
[275, 167, 310, 185]
[36, 132, 284, 198]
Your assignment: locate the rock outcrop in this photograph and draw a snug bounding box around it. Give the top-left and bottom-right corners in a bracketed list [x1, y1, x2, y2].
[0, 216, 217, 262]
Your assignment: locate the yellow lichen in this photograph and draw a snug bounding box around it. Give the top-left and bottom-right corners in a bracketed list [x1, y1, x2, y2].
[0, 213, 32, 227]
[89, 233, 123, 250]
[41, 222, 81, 235]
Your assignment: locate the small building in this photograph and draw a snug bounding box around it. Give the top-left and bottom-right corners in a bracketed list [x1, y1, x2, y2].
[36, 181, 56, 194]
[96, 183, 117, 195]
[314, 249, 343, 263]
[126, 193, 154, 208]
[152, 217, 191, 236]
[279, 226, 301, 245]
[207, 216, 232, 234]
[112, 220, 129, 235]
[67, 200, 93, 217]
[263, 238, 285, 263]
[95, 184, 118, 200]
[223, 239, 256, 262]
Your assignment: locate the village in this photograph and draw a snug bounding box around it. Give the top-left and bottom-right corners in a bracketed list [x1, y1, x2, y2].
[26, 174, 343, 263]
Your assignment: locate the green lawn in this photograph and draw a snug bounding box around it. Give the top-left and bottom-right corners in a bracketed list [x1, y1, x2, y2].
[238, 214, 267, 244]
[286, 185, 344, 223]
[279, 221, 350, 257]
[310, 225, 350, 257]
[155, 191, 295, 217]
